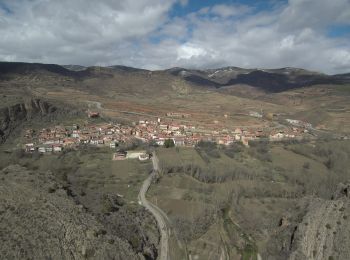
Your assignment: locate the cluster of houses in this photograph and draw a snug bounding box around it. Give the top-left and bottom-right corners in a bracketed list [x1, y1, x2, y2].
[135, 119, 309, 147]
[23, 116, 311, 154]
[23, 123, 135, 154]
[286, 119, 312, 129]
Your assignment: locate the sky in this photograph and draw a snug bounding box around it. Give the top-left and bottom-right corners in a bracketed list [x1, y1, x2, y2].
[0, 0, 349, 74]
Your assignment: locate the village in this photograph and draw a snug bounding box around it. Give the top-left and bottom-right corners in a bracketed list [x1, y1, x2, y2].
[22, 111, 313, 159]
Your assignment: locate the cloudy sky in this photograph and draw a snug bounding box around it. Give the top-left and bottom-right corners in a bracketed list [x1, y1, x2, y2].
[0, 0, 350, 74]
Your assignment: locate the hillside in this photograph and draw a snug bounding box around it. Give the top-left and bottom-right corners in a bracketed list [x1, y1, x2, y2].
[0, 61, 349, 260]
[1, 61, 349, 134]
[0, 165, 140, 259]
[0, 144, 160, 259]
[149, 140, 350, 260]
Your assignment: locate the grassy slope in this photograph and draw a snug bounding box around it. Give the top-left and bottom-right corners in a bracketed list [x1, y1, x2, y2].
[0, 145, 159, 258]
[149, 140, 350, 259]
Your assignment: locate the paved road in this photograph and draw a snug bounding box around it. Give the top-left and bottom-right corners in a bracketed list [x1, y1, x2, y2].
[138, 154, 169, 260]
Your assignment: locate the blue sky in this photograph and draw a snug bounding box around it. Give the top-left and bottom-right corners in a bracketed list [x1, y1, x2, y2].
[171, 0, 285, 16]
[327, 24, 350, 38]
[0, 0, 349, 74]
[171, 0, 350, 39]
[0, 2, 12, 14]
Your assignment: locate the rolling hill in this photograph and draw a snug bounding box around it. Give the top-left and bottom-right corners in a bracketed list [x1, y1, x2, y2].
[0, 61, 350, 134]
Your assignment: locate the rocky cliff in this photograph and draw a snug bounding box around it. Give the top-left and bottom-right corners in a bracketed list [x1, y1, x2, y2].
[0, 99, 64, 143]
[288, 184, 350, 260]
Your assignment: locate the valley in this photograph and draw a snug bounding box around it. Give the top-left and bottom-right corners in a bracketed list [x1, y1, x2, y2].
[1, 0, 350, 259]
[0, 61, 350, 260]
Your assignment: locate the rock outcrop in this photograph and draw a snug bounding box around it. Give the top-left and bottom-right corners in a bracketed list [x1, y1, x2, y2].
[289, 185, 350, 260]
[0, 99, 65, 143]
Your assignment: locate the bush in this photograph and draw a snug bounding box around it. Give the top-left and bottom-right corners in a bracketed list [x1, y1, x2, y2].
[223, 143, 244, 158]
[182, 192, 193, 201]
[248, 148, 272, 162]
[118, 138, 145, 151]
[101, 194, 124, 213]
[164, 139, 175, 148]
[303, 162, 310, 169]
[195, 148, 210, 163]
[195, 141, 221, 158]
[196, 141, 217, 150]
[206, 148, 221, 158]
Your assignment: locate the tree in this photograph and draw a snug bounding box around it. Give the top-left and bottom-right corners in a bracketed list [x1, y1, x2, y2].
[164, 139, 175, 148]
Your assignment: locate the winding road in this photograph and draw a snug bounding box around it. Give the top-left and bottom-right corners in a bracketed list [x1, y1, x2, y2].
[138, 153, 169, 260]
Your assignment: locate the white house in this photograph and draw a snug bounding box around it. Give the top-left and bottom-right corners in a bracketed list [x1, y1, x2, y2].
[270, 132, 285, 140]
[45, 147, 53, 153]
[173, 138, 185, 146]
[38, 147, 46, 153]
[72, 130, 80, 138]
[53, 146, 62, 152]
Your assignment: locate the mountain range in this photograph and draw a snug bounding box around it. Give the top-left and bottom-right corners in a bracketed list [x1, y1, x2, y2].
[1, 61, 349, 93]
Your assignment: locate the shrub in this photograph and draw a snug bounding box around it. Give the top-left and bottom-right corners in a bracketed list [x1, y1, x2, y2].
[303, 162, 310, 169]
[325, 158, 335, 169]
[195, 148, 210, 163]
[101, 194, 124, 213]
[164, 139, 175, 148]
[173, 208, 215, 241]
[205, 148, 221, 158]
[248, 148, 272, 162]
[182, 192, 193, 201]
[196, 141, 217, 150]
[195, 141, 221, 158]
[223, 143, 244, 158]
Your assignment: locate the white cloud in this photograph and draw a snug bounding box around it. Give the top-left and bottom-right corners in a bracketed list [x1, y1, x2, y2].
[0, 0, 176, 64]
[158, 0, 350, 74]
[0, 0, 349, 74]
[280, 35, 295, 49]
[279, 0, 350, 31]
[329, 49, 350, 70]
[177, 43, 207, 60]
[211, 4, 251, 18]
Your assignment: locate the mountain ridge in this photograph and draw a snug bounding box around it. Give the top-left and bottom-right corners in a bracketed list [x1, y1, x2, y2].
[1, 61, 345, 76]
[0, 61, 349, 93]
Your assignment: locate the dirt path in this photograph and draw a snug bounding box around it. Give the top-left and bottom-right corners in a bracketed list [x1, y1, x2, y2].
[138, 154, 169, 260]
